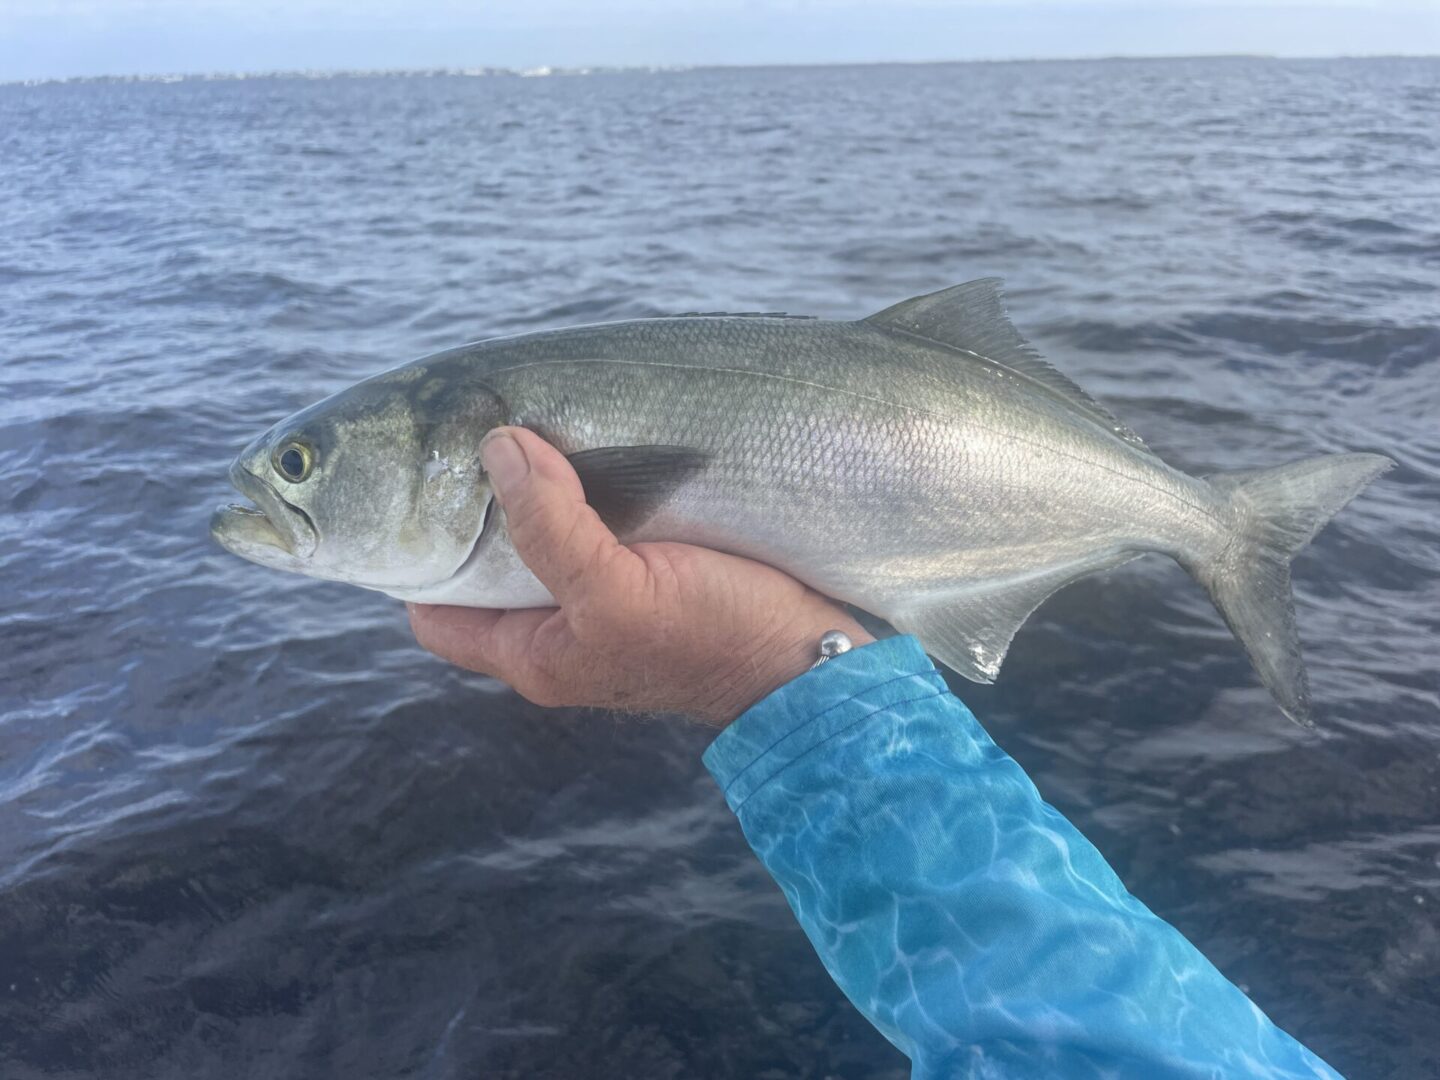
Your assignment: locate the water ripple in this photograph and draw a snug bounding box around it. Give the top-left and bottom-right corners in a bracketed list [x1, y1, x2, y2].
[1, 57, 1436, 1079]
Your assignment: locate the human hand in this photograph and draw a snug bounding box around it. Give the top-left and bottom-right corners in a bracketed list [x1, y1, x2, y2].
[407, 427, 873, 725]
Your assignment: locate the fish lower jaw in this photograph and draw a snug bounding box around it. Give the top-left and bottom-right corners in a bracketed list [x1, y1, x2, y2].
[211, 502, 290, 555]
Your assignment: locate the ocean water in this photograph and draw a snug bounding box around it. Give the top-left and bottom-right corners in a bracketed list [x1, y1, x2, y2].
[1, 58, 1437, 1078]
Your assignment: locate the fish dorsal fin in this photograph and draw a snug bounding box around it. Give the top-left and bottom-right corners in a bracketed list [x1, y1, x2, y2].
[864, 279, 1148, 449]
[568, 445, 710, 535]
[888, 551, 1141, 684]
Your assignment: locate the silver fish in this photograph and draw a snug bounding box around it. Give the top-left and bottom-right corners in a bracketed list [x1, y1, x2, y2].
[212, 280, 1392, 723]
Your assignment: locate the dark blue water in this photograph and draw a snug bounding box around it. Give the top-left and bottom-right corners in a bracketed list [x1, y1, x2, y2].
[2, 58, 1437, 1079]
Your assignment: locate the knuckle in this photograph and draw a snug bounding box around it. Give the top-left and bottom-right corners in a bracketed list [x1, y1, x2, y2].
[552, 514, 598, 587]
[501, 495, 547, 545]
[566, 609, 606, 647]
[564, 546, 633, 640]
[519, 674, 566, 709]
[451, 643, 501, 678]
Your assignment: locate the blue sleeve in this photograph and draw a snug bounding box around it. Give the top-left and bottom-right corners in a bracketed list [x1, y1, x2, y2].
[702, 635, 1342, 1080]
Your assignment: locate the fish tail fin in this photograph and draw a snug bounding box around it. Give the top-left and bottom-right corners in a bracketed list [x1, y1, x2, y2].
[1188, 452, 1393, 725]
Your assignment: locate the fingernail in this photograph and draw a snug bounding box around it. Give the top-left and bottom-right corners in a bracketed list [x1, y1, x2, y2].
[481, 431, 528, 500]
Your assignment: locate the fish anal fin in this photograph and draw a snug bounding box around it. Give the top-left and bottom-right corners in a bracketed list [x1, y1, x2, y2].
[863, 279, 1148, 450]
[890, 552, 1140, 684]
[567, 445, 710, 534]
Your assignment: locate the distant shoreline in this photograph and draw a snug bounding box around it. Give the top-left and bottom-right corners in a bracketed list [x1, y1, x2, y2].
[5, 52, 1436, 90]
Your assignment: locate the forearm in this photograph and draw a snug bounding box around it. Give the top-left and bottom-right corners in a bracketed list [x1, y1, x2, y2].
[704, 636, 1341, 1079]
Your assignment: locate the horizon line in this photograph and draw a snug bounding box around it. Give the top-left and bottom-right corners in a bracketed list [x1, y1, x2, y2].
[5, 51, 1437, 89]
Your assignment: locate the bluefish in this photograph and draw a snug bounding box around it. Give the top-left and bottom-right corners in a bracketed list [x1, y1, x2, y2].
[212, 280, 1392, 723]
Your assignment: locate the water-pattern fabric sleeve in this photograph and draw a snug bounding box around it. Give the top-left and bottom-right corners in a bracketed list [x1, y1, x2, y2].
[702, 635, 1342, 1080]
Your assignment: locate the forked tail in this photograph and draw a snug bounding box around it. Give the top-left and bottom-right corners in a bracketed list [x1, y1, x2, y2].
[1188, 452, 1393, 724]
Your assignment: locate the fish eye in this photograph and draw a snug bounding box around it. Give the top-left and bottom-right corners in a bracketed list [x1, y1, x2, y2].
[274, 442, 314, 482]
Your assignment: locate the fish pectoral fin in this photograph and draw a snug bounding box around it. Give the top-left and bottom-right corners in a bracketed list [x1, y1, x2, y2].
[890, 553, 1140, 683]
[863, 278, 1148, 450]
[567, 444, 711, 535]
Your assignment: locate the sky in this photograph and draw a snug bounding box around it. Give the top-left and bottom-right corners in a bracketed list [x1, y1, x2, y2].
[1, 0, 1437, 82]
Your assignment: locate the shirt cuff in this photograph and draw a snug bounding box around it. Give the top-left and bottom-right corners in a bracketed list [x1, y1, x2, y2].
[701, 634, 947, 814]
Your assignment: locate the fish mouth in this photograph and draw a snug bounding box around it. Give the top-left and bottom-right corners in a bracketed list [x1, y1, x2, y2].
[210, 462, 319, 560]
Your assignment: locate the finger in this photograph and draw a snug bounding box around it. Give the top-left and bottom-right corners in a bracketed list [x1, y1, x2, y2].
[407, 602, 552, 682]
[481, 427, 646, 615]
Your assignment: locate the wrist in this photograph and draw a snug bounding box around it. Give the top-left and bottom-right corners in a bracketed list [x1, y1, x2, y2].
[694, 610, 875, 727]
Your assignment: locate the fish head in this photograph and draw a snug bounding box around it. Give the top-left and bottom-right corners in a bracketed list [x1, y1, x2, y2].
[211, 364, 506, 593]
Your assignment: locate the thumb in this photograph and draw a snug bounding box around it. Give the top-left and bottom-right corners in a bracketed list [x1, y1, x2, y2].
[482, 427, 643, 611]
